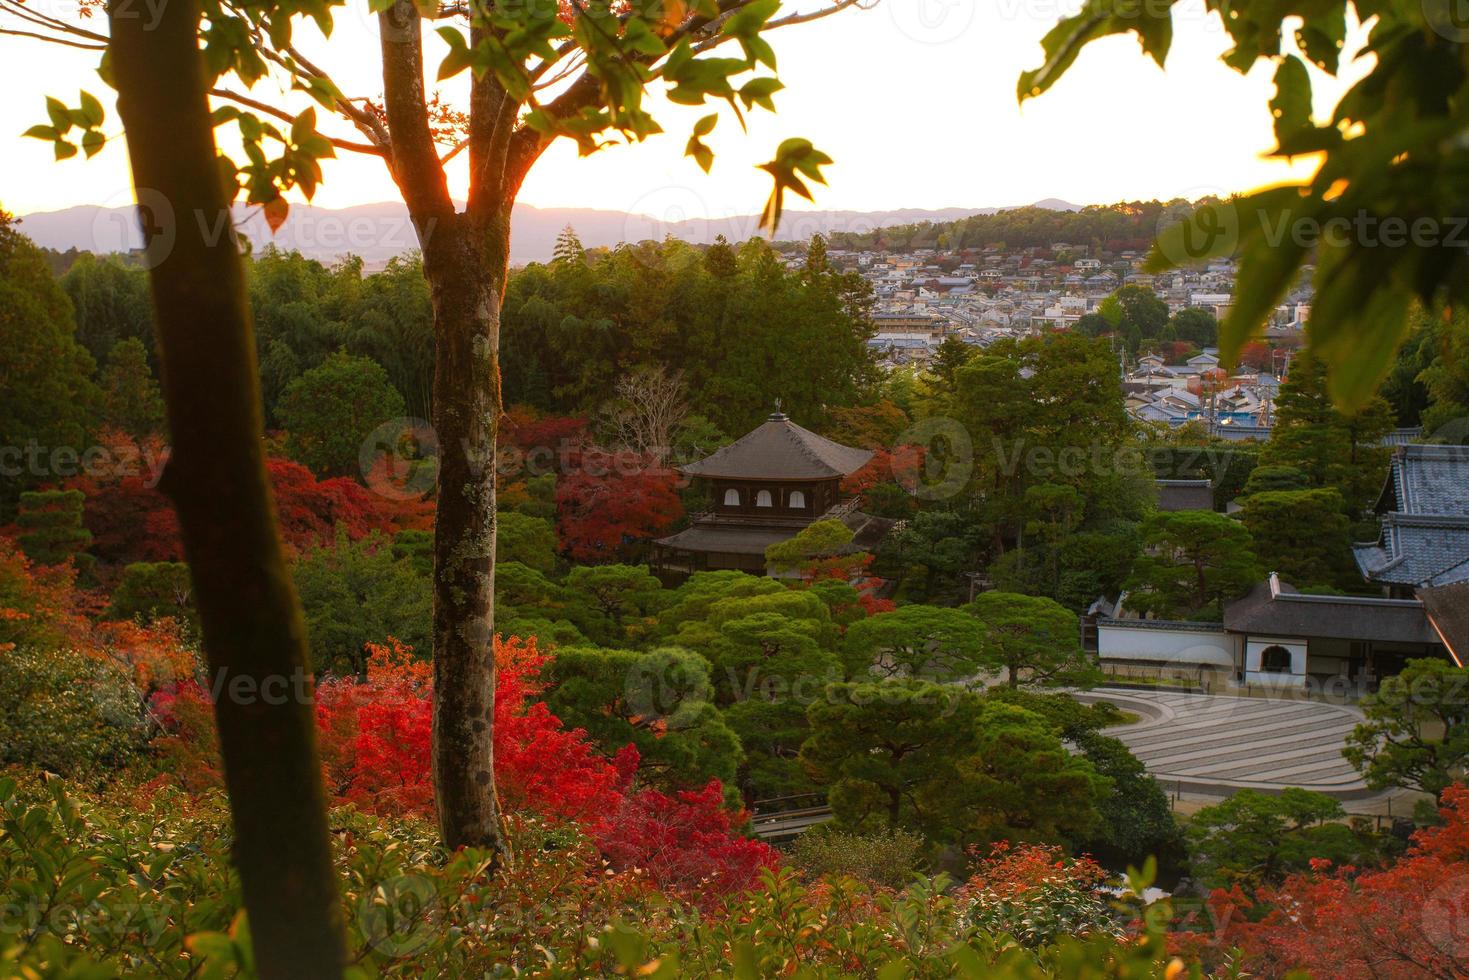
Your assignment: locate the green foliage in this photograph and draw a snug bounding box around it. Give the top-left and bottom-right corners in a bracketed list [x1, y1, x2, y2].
[1419, 308, 1469, 440]
[1168, 307, 1218, 347]
[1148, 442, 1258, 511]
[764, 518, 854, 576]
[390, 528, 433, 577]
[291, 531, 430, 675]
[994, 527, 1140, 612]
[1071, 732, 1184, 876]
[652, 570, 786, 641]
[0, 220, 98, 515]
[842, 605, 986, 682]
[0, 646, 143, 774]
[875, 510, 983, 602]
[1345, 658, 1469, 797]
[709, 610, 841, 799]
[1099, 284, 1170, 355]
[561, 564, 665, 644]
[0, 777, 1188, 978]
[1185, 788, 1382, 889]
[248, 252, 436, 422]
[496, 511, 558, 575]
[16, 489, 93, 570]
[1239, 488, 1358, 591]
[1241, 464, 1310, 495]
[789, 825, 926, 889]
[802, 680, 985, 842]
[961, 701, 1109, 847]
[542, 645, 742, 790]
[99, 337, 165, 440]
[277, 350, 406, 478]
[106, 561, 193, 625]
[1260, 348, 1395, 512]
[803, 685, 1106, 848]
[941, 332, 1151, 585]
[965, 591, 1097, 689]
[58, 252, 153, 367]
[502, 238, 874, 434]
[1381, 308, 1440, 428]
[1124, 511, 1260, 620]
[981, 688, 1123, 741]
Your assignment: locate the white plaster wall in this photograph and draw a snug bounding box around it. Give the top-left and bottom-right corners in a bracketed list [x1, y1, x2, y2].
[1098, 624, 1235, 668]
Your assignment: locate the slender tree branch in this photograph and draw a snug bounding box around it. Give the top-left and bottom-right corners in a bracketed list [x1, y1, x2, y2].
[0, 0, 107, 40]
[207, 88, 388, 156]
[282, 44, 393, 147]
[439, 137, 469, 165]
[0, 24, 105, 47]
[248, 41, 393, 149]
[379, 0, 455, 223]
[465, 19, 514, 215]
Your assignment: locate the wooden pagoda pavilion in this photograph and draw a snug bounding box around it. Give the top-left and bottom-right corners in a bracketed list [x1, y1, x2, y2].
[651, 409, 892, 578]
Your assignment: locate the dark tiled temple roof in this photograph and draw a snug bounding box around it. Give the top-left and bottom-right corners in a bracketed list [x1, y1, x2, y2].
[653, 523, 796, 556]
[681, 413, 873, 480]
[1376, 444, 1469, 516]
[1155, 478, 1214, 512]
[1224, 575, 1437, 645]
[1355, 444, 1469, 587]
[655, 509, 895, 558]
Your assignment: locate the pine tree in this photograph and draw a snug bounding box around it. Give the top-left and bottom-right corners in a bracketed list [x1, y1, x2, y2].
[16, 489, 93, 572]
[552, 225, 586, 266]
[704, 234, 738, 278]
[101, 336, 166, 439]
[1263, 348, 1394, 512]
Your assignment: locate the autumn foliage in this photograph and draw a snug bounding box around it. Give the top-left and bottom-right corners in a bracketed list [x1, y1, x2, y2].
[152, 634, 775, 898]
[1197, 784, 1469, 978]
[555, 451, 683, 562]
[66, 431, 423, 561]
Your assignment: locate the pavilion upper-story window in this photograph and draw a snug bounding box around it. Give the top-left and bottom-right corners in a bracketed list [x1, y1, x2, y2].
[788, 490, 807, 509]
[724, 488, 741, 507]
[756, 489, 774, 508]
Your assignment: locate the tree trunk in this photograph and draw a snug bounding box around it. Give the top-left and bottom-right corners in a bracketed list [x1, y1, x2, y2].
[421, 208, 511, 855]
[108, 0, 346, 975]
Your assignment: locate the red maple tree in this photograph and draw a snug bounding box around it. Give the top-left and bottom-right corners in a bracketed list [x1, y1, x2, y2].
[152, 633, 775, 898]
[1193, 784, 1469, 978]
[555, 451, 683, 562]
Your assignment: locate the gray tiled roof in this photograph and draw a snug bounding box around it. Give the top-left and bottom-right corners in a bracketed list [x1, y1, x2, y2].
[1377, 444, 1469, 516]
[1224, 575, 1437, 644]
[1356, 445, 1469, 587]
[681, 414, 873, 480]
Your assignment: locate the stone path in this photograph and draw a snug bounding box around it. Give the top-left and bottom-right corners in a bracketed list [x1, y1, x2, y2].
[1080, 687, 1381, 800]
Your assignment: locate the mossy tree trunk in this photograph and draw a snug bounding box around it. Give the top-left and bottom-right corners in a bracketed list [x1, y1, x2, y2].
[378, 0, 533, 855]
[108, 0, 347, 974]
[421, 210, 511, 853]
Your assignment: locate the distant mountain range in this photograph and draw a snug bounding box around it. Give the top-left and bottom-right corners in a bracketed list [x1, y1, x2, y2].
[15, 198, 1081, 266]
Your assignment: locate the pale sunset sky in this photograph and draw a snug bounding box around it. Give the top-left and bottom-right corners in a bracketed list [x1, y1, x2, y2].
[1, 0, 1370, 221]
